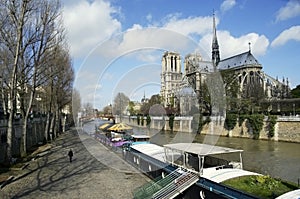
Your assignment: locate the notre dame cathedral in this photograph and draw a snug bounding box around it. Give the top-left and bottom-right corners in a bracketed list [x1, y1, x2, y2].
[160, 14, 290, 116]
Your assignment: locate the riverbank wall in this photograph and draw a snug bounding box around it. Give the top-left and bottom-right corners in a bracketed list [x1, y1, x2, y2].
[118, 115, 300, 143]
[0, 118, 46, 164]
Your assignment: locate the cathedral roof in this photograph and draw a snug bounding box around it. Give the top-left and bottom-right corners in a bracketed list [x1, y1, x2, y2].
[217, 51, 261, 70]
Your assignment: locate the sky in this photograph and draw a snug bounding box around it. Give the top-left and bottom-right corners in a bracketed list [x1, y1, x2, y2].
[62, 0, 300, 110]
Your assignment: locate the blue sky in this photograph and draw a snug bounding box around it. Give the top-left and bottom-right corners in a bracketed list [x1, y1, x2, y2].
[62, 0, 300, 110]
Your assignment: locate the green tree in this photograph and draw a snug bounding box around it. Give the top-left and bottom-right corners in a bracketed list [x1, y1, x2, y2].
[291, 85, 300, 98]
[146, 115, 151, 128]
[140, 94, 161, 115]
[128, 101, 136, 115]
[225, 113, 238, 131]
[221, 70, 240, 113]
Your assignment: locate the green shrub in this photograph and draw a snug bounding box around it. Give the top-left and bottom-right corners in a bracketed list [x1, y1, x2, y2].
[141, 116, 144, 126]
[225, 113, 238, 130]
[238, 114, 247, 126]
[146, 115, 151, 127]
[248, 114, 264, 139]
[223, 175, 298, 198]
[268, 115, 277, 138]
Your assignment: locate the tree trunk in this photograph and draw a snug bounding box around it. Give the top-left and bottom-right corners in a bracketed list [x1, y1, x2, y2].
[55, 108, 60, 137]
[44, 112, 51, 142]
[5, 0, 29, 165]
[50, 112, 55, 140]
[20, 90, 34, 157]
[21, 115, 28, 157]
[6, 104, 14, 165]
[1, 84, 7, 117]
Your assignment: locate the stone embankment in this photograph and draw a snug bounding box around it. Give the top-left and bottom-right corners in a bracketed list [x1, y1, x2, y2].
[120, 115, 300, 143]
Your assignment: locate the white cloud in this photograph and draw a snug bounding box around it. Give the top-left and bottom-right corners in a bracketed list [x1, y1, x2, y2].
[93, 27, 198, 62]
[271, 25, 300, 47]
[220, 0, 236, 13]
[63, 0, 121, 59]
[199, 31, 269, 60]
[276, 0, 300, 22]
[163, 15, 215, 36]
[146, 13, 152, 22]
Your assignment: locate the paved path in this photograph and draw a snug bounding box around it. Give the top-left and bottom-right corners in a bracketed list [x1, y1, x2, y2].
[0, 128, 150, 199]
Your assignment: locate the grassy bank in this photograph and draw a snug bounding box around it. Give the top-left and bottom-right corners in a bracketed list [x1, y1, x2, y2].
[222, 175, 298, 199]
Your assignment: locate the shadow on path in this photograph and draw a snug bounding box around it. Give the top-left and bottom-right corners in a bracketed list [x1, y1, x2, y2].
[2, 127, 149, 199]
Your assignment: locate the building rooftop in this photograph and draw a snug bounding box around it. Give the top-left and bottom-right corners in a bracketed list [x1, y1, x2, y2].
[217, 51, 261, 70]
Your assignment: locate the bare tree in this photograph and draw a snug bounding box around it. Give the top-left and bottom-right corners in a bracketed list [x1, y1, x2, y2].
[72, 88, 81, 125]
[52, 46, 74, 139]
[0, 0, 70, 161]
[83, 102, 94, 117]
[0, 50, 10, 117]
[18, 0, 62, 157]
[0, 0, 33, 164]
[42, 44, 73, 141]
[113, 92, 130, 116]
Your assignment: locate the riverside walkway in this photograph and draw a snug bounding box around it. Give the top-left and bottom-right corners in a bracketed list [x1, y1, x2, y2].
[0, 128, 150, 199]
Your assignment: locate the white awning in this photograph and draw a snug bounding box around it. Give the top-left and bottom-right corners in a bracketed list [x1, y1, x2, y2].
[164, 143, 243, 156]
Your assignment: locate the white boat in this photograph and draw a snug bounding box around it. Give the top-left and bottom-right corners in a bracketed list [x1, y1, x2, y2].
[130, 142, 261, 183]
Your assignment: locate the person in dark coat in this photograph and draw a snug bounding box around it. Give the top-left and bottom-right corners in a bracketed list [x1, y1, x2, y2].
[68, 149, 73, 162]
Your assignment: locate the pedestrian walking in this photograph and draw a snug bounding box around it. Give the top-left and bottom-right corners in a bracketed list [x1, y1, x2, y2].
[68, 149, 73, 162]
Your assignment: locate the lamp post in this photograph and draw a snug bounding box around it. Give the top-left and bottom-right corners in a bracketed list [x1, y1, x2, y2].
[119, 93, 122, 122]
[293, 103, 295, 116]
[109, 103, 112, 120]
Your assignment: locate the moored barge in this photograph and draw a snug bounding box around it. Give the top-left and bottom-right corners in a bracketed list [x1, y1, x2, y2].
[123, 142, 261, 199]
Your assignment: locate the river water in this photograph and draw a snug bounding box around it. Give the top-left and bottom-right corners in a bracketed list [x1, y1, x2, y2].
[82, 119, 300, 184]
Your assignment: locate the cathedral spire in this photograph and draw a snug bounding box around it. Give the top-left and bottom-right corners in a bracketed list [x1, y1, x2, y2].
[212, 11, 220, 67]
[248, 42, 251, 53]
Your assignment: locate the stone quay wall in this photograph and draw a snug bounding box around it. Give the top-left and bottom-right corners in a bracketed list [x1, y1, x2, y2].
[118, 115, 300, 143]
[0, 118, 46, 164]
[220, 116, 300, 143]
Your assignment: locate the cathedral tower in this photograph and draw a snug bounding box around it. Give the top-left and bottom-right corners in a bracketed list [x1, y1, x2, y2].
[160, 51, 182, 107]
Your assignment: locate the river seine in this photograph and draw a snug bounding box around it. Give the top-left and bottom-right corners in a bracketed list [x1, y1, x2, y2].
[83, 120, 300, 184]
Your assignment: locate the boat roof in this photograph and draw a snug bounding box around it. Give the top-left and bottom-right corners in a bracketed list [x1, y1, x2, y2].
[164, 143, 243, 156]
[275, 189, 300, 199]
[131, 143, 165, 162]
[131, 135, 150, 139]
[202, 168, 260, 183]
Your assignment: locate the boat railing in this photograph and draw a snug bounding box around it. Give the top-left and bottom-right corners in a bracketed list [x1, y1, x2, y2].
[152, 168, 199, 199]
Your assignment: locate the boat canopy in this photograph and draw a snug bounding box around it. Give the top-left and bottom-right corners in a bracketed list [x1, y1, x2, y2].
[164, 143, 243, 156]
[163, 143, 244, 176]
[99, 123, 114, 131]
[131, 135, 150, 139]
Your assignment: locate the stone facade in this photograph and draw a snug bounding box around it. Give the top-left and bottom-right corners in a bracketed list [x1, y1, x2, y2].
[0, 119, 46, 163]
[160, 51, 182, 107]
[159, 14, 290, 115]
